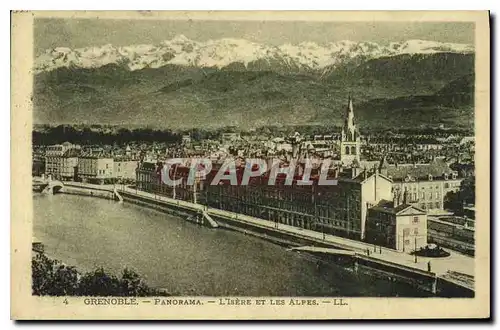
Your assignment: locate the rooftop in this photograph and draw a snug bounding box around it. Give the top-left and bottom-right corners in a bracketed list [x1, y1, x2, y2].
[370, 199, 425, 215]
[384, 158, 456, 181]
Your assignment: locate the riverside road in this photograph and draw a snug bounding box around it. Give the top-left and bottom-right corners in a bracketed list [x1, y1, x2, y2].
[33, 189, 436, 297]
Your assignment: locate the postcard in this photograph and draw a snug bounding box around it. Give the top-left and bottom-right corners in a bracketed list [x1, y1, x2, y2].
[11, 10, 490, 320]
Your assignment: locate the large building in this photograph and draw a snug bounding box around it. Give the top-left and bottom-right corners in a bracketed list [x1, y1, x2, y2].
[365, 192, 428, 252]
[379, 156, 462, 211]
[203, 166, 393, 240]
[44, 142, 81, 180]
[136, 161, 203, 203]
[45, 142, 81, 158]
[113, 158, 139, 181]
[78, 152, 114, 183]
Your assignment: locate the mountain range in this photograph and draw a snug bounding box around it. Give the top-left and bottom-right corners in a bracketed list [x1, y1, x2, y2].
[33, 36, 475, 130]
[35, 36, 474, 73]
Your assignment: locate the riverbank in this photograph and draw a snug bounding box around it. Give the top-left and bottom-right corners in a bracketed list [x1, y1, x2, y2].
[46, 181, 474, 297]
[64, 183, 117, 200]
[37, 192, 431, 297]
[120, 187, 474, 297]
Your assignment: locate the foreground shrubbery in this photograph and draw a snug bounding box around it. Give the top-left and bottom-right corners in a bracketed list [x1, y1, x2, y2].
[32, 252, 169, 296]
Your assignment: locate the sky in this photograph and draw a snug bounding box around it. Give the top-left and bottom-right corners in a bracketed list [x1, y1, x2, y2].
[34, 18, 474, 54]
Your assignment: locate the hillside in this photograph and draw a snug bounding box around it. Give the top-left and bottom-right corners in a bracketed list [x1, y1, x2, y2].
[349, 73, 475, 129]
[33, 50, 475, 130]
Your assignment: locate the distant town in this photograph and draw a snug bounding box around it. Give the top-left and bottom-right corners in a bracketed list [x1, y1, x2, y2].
[32, 97, 475, 258]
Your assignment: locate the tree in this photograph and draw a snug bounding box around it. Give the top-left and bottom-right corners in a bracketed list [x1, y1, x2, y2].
[443, 176, 475, 214]
[32, 252, 169, 296]
[459, 176, 475, 205]
[32, 252, 79, 296]
[77, 267, 122, 296]
[119, 268, 153, 296]
[444, 190, 461, 213]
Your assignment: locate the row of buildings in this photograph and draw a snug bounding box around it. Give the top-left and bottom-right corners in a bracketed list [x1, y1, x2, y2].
[135, 97, 465, 253]
[136, 159, 430, 252]
[41, 142, 138, 183]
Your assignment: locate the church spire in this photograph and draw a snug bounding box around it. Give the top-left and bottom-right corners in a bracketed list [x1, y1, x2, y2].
[340, 95, 361, 166]
[343, 95, 357, 142]
[347, 94, 354, 115]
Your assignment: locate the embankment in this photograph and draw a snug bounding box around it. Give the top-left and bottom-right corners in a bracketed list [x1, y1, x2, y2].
[57, 185, 475, 298]
[210, 213, 474, 297]
[62, 184, 117, 200]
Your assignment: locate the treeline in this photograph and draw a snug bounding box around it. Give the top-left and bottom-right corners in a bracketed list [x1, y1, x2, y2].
[32, 124, 473, 146]
[32, 252, 169, 296]
[32, 126, 182, 145]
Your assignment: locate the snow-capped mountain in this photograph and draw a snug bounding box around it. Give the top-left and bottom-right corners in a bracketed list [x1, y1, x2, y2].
[34, 35, 474, 74]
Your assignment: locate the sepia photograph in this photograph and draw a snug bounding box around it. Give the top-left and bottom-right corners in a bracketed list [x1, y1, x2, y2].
[11, 10, 490, 320]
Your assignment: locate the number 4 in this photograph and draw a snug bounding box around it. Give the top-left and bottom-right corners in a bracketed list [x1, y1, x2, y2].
[63, 298, 68, 305]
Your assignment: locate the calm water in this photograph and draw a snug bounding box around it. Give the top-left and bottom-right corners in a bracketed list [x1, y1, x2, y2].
[33, 193, 430, 297]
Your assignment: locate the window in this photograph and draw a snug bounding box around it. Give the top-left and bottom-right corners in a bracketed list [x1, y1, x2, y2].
[444, 183, 449, 188]
[404, 240, 410, 246]
[413, 216, 419, 224]
[345, 146, 350, 155]
[403, 228, 410, 236]
[414, 228, 419, 235]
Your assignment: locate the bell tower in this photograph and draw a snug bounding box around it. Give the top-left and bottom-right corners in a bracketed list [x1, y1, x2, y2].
[340, 96, 361, 166]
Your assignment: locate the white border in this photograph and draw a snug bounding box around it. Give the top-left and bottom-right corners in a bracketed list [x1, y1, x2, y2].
[4, 1, 497, 329]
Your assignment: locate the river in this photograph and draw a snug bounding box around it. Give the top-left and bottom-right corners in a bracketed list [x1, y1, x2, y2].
[33, 193, 431, 297]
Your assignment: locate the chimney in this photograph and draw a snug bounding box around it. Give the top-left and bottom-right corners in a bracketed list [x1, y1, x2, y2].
[393, 191, 399, 207]
[403, 187, 408, 205]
